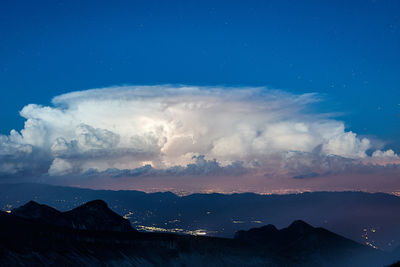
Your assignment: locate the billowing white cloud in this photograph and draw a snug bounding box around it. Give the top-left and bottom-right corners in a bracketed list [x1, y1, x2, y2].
[48, 158, 73, 176]
[364, 149, 400, 166]
[0, 85, 398, 178]
[372, 149, 398, 158]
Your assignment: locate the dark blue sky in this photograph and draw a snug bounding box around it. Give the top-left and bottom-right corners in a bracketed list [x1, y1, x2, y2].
[1, 0, 399, 151]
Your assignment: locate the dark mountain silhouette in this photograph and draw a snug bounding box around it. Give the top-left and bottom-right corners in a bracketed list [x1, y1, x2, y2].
[235, 223, 280, 245]
[12, 200, 69, 225]
[0, 200, 396, 266]
[64, 199, 133, 232]
[1, 183, 400, 251]
[235, 220, 383, 265]
[12, 199, 134, 232]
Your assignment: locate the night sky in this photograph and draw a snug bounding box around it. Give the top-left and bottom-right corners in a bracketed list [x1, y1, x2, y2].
[0, 0, 399, 193]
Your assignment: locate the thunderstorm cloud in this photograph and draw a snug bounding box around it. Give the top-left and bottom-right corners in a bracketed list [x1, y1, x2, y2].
[0, 85, 398, 179]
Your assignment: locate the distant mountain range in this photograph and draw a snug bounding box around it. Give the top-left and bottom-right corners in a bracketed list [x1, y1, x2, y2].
[1, 183, 400, 251]
[0, 200, 396, 266]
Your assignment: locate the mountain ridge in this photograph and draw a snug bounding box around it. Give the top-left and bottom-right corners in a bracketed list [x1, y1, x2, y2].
[12, 199, 135, 232]
[2, 182, 400, 251]
[1, 200, 396, 266]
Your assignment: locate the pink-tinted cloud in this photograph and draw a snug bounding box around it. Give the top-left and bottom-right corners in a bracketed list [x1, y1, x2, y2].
[0, 85, 398, 194]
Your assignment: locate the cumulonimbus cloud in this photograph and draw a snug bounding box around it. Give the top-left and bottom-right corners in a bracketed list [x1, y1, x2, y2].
[0, 85, 398, 178]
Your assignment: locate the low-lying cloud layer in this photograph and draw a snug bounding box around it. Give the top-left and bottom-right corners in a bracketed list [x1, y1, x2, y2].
[0, 85, 398, 180]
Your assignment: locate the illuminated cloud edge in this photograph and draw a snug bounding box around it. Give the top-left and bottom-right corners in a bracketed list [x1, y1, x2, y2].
[0, 85, 398, 178]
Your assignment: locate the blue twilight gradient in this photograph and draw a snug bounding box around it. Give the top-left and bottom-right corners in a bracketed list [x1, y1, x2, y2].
[0, 0, 399, 151]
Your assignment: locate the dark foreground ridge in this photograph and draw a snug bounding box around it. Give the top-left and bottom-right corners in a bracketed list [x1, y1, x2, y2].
[2, 183, 400, 251]
[0, 200, 398, 266]
[12, 199, 134, 232]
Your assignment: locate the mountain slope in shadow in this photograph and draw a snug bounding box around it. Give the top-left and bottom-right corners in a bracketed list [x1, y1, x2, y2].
[2, 183, 400, 251]
[0, 200, 396, 266]
[235, 220, 384, 266]
[12, 199, 134, 232]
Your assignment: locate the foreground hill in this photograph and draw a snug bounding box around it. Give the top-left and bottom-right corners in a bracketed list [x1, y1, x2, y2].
[12, 199, 134, 232]
[235, 220, 380, 265]
[0, 200, 394, 266]
[1, 183, 400, 250]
